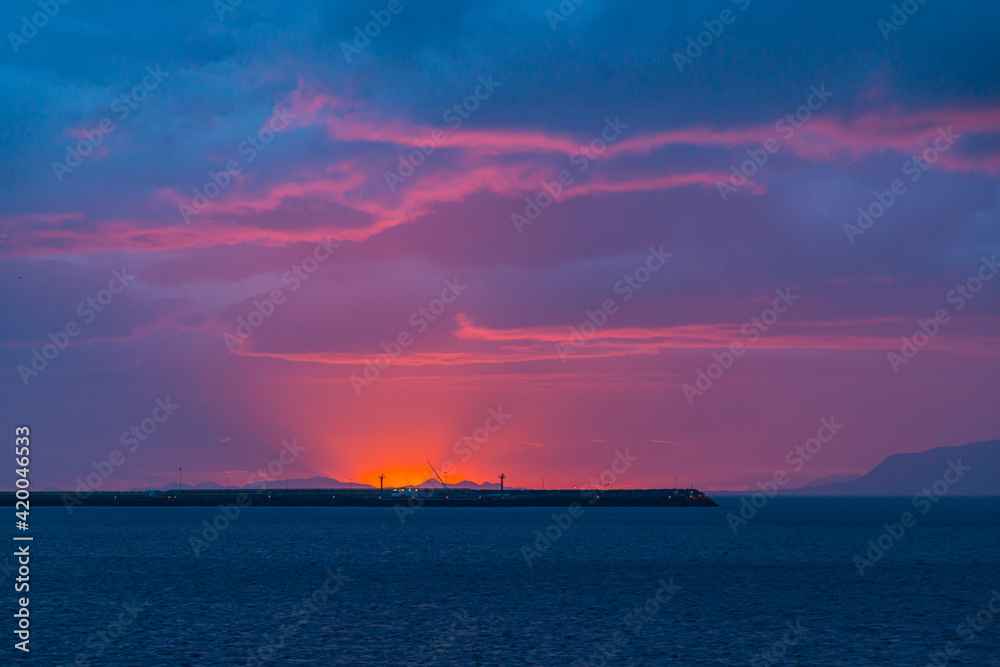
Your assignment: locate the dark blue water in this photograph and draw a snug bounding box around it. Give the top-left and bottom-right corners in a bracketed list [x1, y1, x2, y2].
[4, 498, 999, 665]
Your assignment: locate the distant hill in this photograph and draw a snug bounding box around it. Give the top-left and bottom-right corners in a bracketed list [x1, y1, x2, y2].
[801, 473, 860, 488]
[415, 478, 510, 490]
[128, 476, 375, 492]
[110, 476, 523, 493]
[785, 439, 1000, 496]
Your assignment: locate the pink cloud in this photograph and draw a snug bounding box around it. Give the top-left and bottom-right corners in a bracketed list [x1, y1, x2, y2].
[9, 82, 1000, 259]
[226, 313, 1000, 374]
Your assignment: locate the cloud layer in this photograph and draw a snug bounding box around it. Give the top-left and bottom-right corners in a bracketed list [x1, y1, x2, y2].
[2, 0, 999, 491]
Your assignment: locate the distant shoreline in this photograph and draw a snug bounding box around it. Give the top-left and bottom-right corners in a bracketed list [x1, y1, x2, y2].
[2, 488, 719, 508]
[708, 491, 1000, 497]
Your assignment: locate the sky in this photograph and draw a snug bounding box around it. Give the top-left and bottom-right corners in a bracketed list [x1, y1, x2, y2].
[1, 0, 998, 492]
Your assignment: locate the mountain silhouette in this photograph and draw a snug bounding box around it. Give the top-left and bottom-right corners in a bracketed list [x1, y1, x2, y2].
[785, 439, 999, 495]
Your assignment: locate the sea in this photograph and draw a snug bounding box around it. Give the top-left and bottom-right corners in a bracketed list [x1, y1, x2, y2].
[5, 497, 999, 666]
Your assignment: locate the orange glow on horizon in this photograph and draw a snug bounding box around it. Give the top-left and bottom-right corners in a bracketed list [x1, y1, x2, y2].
[357, 465, 446, 489]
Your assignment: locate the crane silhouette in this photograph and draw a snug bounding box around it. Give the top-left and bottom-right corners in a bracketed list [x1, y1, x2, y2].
[427, 461, 448, 495]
